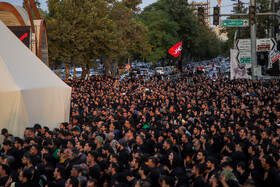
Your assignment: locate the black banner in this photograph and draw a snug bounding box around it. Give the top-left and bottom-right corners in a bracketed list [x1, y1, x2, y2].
[8, 26, 30, 48]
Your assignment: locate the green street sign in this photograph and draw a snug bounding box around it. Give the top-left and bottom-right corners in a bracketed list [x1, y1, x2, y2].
[222, 19, 249, 27]
[240, 57, 251, 64]
[238, 52, 251, 64]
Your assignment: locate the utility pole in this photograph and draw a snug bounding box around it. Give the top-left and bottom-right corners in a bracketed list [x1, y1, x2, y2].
[238, 0, 241, 38]
[270, 0, 275, 38]
[250, 0, 257, 81]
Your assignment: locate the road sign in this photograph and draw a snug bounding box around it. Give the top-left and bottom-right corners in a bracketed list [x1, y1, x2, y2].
[256, 38, 276, 52]
[238, 52, 251, 64]
[221, 19, 249, 27]
[236, 39, 251, 51]
[126, 64, 131, 70]
[236, 38, 277, 52]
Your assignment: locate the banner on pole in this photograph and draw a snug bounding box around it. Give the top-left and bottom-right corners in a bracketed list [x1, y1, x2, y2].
[230, 49, 252, 79]
[168, 42, 182, 58]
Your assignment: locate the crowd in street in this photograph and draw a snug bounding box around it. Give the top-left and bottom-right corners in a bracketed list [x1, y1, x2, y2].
[1, 70, 280, 187]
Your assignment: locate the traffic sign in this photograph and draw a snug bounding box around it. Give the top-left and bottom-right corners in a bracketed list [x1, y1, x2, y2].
[238, 52, 251, 64]
[221, 19, 249, 27]
[236, 38, 277, 52]
[256, 38, 276, 52]
[236, 39, 251, 52]
[126, 64, 131, 70]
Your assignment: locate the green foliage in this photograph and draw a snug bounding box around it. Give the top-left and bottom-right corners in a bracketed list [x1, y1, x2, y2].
[140, 0, 223, 62]
[46, 0, 151, 76]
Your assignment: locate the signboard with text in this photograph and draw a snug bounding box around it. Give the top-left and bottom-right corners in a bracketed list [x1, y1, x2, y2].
[222, 19, 249, 27]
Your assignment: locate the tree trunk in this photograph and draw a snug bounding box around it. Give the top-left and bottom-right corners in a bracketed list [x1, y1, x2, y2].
[81, 66, 87, 79]
[65, 63, 70, 79]
[73, 61, 76, 78]
[104, 58, 111, 76]
[111, 61, 117, 77]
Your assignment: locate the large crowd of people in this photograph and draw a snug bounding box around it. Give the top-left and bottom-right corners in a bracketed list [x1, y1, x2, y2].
[1, 70, 280, 187]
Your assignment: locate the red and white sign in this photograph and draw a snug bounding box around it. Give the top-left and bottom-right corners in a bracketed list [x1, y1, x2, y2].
[168, 41, 182, 58]
[256, 38, 276, 52]
[268, 50, 280, 68]
[126, 64, 131, 70]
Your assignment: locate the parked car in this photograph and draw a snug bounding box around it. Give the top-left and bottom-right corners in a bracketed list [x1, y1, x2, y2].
[164, 67, 172, 75]
[155, 67, 165, 75]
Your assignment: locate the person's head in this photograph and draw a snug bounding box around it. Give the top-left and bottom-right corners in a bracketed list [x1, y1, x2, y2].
[236, 161, 246, 173]
[239, 128, 247, 139]
[196, 149, 207, 163]
[135, 179, 151, 187]
[244, 179, 256, 187]
[136, 134, 144, 145]
[84, 140, 94, 152]
[30, 144, 40, 155]
[261, 155, 275, 170]
[14, 137, 23, 149]
[191, 164, 202, 178]
[109, 162, 119, 175]
[161, 176, 175, 187]
[163, 139, 172, 150]
[248, 145, 259, 156]
[45, 130, 53, 139]
[87, 150, 98, 165]
[69, 148, 79, 160]
[71, 164, 83, 177]
[139, 164, 150, 177]
[42, 153, 52, 164]
[0, 164, 9, 177]
[75, 140, 85, 151]
[181, 133, 190, 143]
[5, 156, 15, 167]
[193, 126, 201, 136]
[200, 134, 209, 143]
[66, 176, 79, 187]
[209, 173, 221, 187]
[95, 135, 104, 146]
[22, 152, 32, 166]
[67, 139, 76, 149]
[148, 156, 158, 169]
[131, 157, 142, 170]
[53, 165, 65, 180]
[206, 156, 218, 170]
[179, 126, 187, 135]
[117, 139, 127, 150]
[77, 175, 87, 187]
[1, 128, 8, 137]
[87, 178, 97, 187]
[19, 169, 32, 183]
[2, 140, 12, 151]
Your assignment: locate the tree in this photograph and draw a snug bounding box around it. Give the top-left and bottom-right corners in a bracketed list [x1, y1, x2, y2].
[140, 10, 179, 63]
[140, 0, 223, 62]
[46, 0, 150, 77]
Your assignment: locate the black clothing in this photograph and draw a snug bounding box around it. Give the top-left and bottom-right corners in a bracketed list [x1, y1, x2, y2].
[181, 142, 193, 158]
[148, 167, 161, 187]
[263, 167, 280, 187]
[0, 176, 9, 186]
[48, 178, 65, 187]
[89, 164, 101, 181]
[128, 178, 137, 187]
[192, 175, 205, 187]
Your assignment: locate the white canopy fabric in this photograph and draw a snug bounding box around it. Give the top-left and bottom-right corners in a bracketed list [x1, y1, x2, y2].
[0, 21, 72, 137]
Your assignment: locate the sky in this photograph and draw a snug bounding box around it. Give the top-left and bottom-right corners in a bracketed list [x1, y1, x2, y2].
[7, 0, 251, 14]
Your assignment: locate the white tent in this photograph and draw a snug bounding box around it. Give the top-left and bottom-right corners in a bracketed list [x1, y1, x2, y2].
[0, 21, 72, 137]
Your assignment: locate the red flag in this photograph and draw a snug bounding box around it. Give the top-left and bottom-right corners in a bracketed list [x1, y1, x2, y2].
[168, 41, 182, 58]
